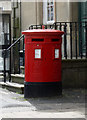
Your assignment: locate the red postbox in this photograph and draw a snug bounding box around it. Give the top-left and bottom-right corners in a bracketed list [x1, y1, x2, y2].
[22, 29, 64, 98]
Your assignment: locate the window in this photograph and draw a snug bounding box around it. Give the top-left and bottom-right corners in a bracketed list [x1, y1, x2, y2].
[0, 14, 11, 71]
[43, 0, 55, 24]
[47, 0, 54, 22]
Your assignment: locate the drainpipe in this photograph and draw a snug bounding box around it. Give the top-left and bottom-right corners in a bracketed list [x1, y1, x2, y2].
[12, 1, 19, 73]
[12, 1, 18, 41]
[20, 0, 22, 35]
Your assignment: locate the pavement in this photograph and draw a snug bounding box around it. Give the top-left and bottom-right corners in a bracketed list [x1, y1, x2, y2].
[0, 87, 86, 119]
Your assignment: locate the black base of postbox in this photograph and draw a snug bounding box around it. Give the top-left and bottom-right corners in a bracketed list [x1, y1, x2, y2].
[24, 82, 62, 98]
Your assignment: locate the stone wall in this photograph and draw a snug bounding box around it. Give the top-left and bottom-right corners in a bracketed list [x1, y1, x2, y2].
[62, 59, 87, 88]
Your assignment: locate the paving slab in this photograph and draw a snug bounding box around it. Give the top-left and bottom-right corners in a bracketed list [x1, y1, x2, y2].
[0, 88, 86, 119]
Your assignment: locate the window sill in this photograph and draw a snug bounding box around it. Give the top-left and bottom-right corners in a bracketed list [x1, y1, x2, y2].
[46, 20, 55, 25]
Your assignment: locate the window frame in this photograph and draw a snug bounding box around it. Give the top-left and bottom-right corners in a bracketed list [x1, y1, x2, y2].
[43, 0, 55, 25]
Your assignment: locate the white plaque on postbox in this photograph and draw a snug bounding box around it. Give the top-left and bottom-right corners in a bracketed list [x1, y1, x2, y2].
[55, 49, 59, 58]
[35, 49, 41, 58]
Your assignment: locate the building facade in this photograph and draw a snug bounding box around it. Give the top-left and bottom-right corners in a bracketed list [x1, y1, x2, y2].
[13, 1, 87, 58]
[0, 0, 87, 73]
[0, 0, 11, 72]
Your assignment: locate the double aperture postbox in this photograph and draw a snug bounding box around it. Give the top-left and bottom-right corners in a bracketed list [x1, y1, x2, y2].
[22, 29, 64, 98]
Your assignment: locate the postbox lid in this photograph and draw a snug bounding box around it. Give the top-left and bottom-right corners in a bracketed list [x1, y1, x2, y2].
[22, 29, 64, 36]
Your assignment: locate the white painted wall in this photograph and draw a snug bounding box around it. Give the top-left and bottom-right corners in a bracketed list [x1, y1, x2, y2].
[0, 1, 11, 11]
